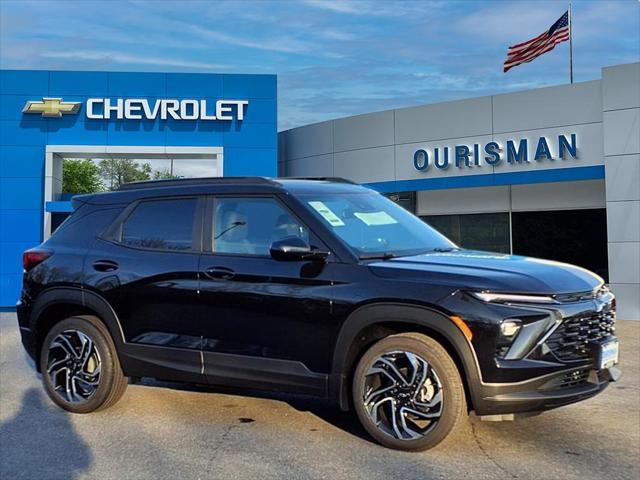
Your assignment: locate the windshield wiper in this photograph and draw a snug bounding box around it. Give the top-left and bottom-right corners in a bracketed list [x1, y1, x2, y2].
[359, 252, 397, 260]
[430, 247, 459, 253]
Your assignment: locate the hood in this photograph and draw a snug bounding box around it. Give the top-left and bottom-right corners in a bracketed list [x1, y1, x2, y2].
[368, 250, 603, 295]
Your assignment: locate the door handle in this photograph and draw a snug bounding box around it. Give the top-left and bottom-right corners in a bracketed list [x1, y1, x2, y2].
[92, 260, 119, 272]
[204, 266, 236, 280]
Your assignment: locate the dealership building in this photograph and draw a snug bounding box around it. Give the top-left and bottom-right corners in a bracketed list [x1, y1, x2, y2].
[279, 62, 639, 319]
[0, 62, 638, 318]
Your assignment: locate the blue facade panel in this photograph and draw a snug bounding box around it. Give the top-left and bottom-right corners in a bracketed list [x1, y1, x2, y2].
[48, 119, 109, 145]
[222, 74, 276, 98]
[0, 210, 41, 242]
[1, 178, 43, 210]
[166, 73, 224, 97]
[0, 69, 277, 307]
[0, 119, 49, 146]
[0, 70, 49, 95]
[48, 71, 109, 96]
[224, 147, 278, 177]
[0, 146, 45, 177]
[107, 72, 167, 97]
[0, 95, 37, 120]
[107, 119, 167, 146]
[165, 121, 225, 146]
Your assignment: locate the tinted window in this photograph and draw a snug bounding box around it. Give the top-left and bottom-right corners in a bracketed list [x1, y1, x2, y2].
[512, 209, 609, 281]
[214, 197, 309, 255]
[121, 198, 197, 250]
[422, 213, 511, 254]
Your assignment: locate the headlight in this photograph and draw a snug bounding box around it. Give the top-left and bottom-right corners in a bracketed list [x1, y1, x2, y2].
[500, 320, 522, 337]
[499, 315, 561, 360]
[470, 291, 558, 304]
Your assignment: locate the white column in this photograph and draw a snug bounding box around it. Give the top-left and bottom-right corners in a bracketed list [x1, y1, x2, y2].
[43, 151, 63, 240]
[602, 63, 640, 320]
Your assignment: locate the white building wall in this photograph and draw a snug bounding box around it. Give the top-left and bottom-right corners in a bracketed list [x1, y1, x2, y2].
[280, 80, 606, 185]
[602, 63, 640, 319]
[416, 186, 510, 216]
[416, 180, 606, 217]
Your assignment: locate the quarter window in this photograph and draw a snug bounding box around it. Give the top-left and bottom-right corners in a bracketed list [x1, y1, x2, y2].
[121, 198, 197, 250]
[213, 197, 309, 255]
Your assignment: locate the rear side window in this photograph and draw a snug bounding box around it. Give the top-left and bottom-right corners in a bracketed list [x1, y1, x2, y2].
[121, 198, 197, 251]
[48, 206, 125, 248]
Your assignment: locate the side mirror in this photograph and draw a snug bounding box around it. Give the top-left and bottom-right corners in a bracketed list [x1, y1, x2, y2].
[270, 237, 330, 262]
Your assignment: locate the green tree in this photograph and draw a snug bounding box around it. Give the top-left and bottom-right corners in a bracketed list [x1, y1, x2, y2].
[98, 159, 153, 190]
[62, 159, 103, 194]
[153, 168, 181, 180]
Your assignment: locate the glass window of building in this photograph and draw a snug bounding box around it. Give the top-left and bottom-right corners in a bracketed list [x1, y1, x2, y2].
[421, 213, 511, 254]
[384, 192, 416, 213]
[512, 209, 609, 282]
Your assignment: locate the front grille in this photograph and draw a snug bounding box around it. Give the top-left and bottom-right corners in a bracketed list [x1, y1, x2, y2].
[546, 307, 616, 362]
[559, 369, 590, 388]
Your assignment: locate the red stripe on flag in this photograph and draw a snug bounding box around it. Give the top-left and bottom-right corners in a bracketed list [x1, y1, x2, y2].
[505, 37, 568, 68]
[506, 30, 569, 64]
[504, 36, 569, 70]
[508, 32, 569, 64]
[508, 26, 568, 55]
[503, 35, 569, 71]
[508, 34, 550, 54]
[508, 30, 548, 50]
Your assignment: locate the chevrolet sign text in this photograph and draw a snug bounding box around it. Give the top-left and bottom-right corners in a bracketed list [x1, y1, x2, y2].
[86, 98, 249, 121]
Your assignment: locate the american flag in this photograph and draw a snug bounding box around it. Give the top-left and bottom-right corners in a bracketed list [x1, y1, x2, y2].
[504, 11, 570, 73]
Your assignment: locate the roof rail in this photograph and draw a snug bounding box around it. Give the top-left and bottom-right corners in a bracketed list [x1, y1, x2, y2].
[282, 176, 356, 184]
[117, 177, 277, 191]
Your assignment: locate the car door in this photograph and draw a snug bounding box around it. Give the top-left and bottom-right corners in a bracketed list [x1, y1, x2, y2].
[197, 194, 336, 395]
[84, 195, 206, 383]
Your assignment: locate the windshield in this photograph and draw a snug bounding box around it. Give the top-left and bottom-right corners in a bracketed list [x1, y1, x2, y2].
[300, 192, 456, 258]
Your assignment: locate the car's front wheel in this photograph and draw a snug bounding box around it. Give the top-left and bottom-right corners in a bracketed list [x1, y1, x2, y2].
[352, 332, 466, 451]
[40, 315, 128, 413]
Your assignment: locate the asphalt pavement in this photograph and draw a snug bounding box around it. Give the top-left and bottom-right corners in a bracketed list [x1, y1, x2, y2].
[1, 312, 639, 480]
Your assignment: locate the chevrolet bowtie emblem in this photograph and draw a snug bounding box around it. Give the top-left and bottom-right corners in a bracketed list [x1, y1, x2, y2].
[22, 98, 82, 118]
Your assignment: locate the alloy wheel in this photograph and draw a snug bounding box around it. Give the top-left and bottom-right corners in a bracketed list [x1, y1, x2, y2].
[46, 329, 102, 403]
[362, 350, 443, 441]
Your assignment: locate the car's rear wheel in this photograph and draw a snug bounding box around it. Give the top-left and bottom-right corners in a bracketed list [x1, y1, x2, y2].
[352, 332, 466, 451]
[40, 315, 128, 413]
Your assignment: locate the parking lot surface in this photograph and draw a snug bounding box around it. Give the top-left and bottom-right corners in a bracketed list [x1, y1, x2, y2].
[1, 312, 638, 480]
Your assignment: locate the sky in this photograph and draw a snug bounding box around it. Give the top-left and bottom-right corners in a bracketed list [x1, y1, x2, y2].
[1, 0, 638, 131]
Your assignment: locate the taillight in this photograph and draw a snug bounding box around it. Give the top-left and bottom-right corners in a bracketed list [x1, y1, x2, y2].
[23, 249, 53, 271]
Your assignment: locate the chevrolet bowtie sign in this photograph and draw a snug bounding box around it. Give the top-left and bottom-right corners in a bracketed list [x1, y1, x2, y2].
[22, 97, 249, 121]
[22, 98, 82, 118]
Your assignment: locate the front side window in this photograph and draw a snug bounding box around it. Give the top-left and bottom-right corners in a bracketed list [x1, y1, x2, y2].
[300, 192, 455, 258]
[214, 197, 309, 256]
[121, 198, 197, 250]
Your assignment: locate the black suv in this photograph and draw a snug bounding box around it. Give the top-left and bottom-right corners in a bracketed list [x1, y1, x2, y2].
[17, 177, 620, 451]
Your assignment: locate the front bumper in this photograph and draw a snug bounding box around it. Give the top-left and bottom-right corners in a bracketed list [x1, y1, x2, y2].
[440, 288, 620, 416]
[474, 365, 620, 415]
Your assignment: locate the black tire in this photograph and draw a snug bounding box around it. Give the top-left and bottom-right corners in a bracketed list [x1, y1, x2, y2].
[40, 315, 128, 413]
[352, 332, 466, 451]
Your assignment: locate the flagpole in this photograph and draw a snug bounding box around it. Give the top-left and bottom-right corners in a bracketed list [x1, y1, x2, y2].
[569, 2, 574, 84]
